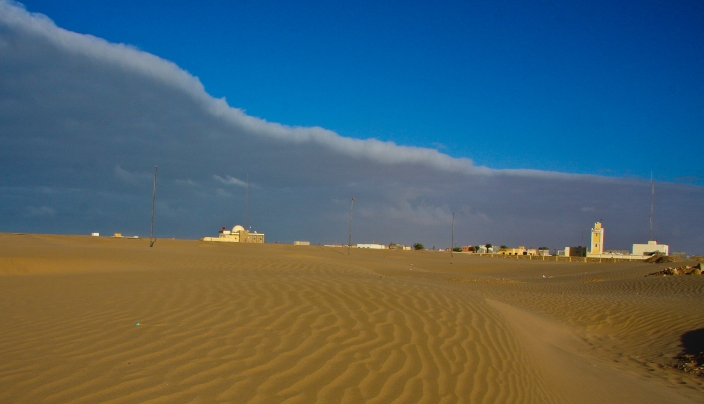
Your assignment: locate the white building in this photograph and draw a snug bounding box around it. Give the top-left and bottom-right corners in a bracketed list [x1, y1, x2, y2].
[294, 241, 310, 246]
[633, 240, 669, 256]
[203, 225, 265, 243]
[357, 243, 387, 249]
[481, 245, 496, 253]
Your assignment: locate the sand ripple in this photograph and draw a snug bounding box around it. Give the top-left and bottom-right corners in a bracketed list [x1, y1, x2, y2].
[1, 235, 701, 403]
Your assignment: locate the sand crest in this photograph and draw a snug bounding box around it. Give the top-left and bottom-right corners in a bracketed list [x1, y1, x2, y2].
[1, 233, 702, 403]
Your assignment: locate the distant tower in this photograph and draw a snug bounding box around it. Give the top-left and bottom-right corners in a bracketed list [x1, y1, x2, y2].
[590, 222, 604, 255]
[650, 172, 655, 241]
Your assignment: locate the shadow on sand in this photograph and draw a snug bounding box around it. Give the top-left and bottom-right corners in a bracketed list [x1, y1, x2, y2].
[681, 328, 704, 355]
[671, 328, 704, 375]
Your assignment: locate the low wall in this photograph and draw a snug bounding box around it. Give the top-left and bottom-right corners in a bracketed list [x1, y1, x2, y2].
[472, 253, 645, 263]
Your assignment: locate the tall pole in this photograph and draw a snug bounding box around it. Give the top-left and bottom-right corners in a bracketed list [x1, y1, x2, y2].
[245, 174, 249, 229]
[150, 166, 158, 247]
[650, 172, 654, 241]
[451, 212, 455, 257]
[348, 197, 355, 255]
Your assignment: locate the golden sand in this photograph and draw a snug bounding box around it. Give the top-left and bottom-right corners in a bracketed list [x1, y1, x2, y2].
[1, 233, 702, 403]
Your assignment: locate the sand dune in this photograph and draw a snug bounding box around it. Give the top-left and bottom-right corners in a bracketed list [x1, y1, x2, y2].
[1, 233, 702, 403]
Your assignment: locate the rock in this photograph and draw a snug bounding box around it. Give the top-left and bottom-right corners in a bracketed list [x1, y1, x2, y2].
[646, 264, 703, 277]
[645, 255, 682, 263]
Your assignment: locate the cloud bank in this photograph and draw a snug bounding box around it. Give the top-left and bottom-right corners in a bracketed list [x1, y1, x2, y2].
[1, 1, 703, 253]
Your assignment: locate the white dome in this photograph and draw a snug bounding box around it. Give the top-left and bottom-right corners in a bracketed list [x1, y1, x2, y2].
[232, 225, 245, 233]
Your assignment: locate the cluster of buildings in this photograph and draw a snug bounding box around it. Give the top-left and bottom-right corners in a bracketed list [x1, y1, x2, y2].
[499, 246, 550, 256]
[355, 243, 412, 250]
[583, 221, 669, 259]
[461, 245, 550, 256]
[461, 245, 496, 253]
[203, 220, 672, 260]
[459, 222, 670, 259]
[202, 225, 414, 250]
[90, 232, 139, 238]
[319, 243, 411, 250]
[202, 225, 265, 243]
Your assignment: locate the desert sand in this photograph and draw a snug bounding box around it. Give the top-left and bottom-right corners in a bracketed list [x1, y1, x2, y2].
[1, 233, 702, 403]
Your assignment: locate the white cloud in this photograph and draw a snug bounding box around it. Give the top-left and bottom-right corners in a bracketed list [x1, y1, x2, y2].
[0, 1, 489, 177]
[213, 175, 247, 188]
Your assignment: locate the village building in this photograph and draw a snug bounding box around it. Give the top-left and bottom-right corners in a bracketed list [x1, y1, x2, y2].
[537, 248, 551, 256]
[357, 243, 388, 249]
[589, 222, 604, 255]
[558, 246, 587, 257]
[203, 225, 265, 243]
[585, 222, 669, 259]
[632, 240, 669, 256]
[498, 246, 538, 256]
[462, 245, 497, 253]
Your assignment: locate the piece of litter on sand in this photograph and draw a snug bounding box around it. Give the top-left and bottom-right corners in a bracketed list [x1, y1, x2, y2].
[542, 275, 546, 278]
[135, 322, 141, 326]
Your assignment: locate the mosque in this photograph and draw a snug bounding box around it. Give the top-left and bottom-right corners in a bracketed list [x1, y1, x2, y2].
[586, 221, 668, 258]
[202, 225, 265, 244]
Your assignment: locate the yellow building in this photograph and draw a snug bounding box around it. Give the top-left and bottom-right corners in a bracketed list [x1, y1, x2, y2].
[498, 246, 538, 256]
[589, 222, 604, 255]
[203, 225, 265, 244]
[499, 246, 521, 255]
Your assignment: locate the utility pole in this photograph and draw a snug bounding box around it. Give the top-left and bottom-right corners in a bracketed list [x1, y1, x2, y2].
[650, 172, 654, 241]
[150, 166, 158, 247]
[245, 174, 249, 229]
[348, 197, 355, 255]
[451, 212, 455, 257]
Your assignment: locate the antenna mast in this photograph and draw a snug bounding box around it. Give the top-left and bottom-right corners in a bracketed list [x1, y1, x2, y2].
[150, 166, 158, 247]
[245, 174, 249, 229]
[348, 197, 355, 255]
[650, 172, 654, 241]
[451, 212, 455, 258]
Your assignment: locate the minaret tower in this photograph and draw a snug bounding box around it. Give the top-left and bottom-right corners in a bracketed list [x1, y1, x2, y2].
[590, 222, 604, 255]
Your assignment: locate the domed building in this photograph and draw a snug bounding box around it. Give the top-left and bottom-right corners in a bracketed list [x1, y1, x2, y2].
[202, 224, 265, 243]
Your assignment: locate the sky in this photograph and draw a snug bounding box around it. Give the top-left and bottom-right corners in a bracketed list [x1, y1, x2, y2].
[1, 0, 703, 253]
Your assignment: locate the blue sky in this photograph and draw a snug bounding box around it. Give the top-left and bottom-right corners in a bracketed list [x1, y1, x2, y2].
[2, 1, 704, 253]
[18, 0, 704, 181]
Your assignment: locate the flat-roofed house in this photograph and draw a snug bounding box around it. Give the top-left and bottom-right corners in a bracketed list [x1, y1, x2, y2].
[203, 225, 265, 243]
[633, 240, 669, 256]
